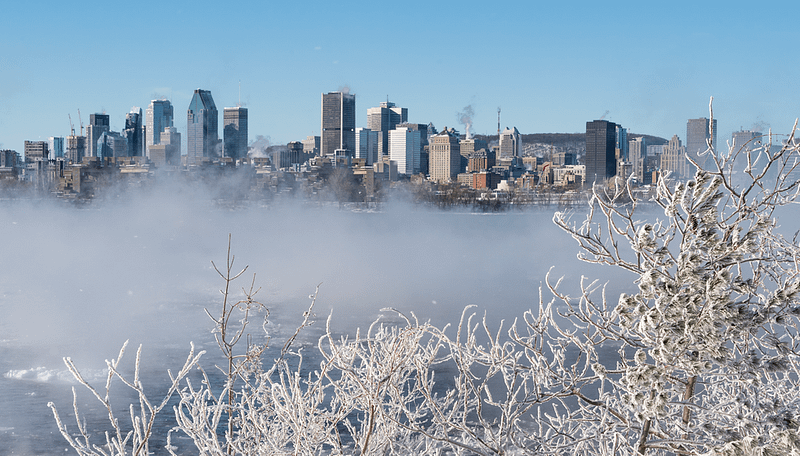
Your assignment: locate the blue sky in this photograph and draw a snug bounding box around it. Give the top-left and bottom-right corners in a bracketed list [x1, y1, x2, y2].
[1, 0, 797, 154]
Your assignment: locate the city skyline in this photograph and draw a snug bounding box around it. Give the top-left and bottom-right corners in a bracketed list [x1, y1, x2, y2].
[2, 1, 798, 154]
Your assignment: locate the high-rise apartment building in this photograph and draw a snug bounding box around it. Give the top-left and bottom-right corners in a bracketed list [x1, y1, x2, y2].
[187, 89, 219, 166]
[321, 91, 356, 157]
[367, 101, 407, 157]
[686, 117, 717, 170]
[146, 99, 174, 158]
[389, 127, 421, 175]
[86, 113, 110, 158]
[585, 120, 618, 184]
[429, 128, 461, 183]
[123, 108, 144, 157]
[223, 107, 248, 162]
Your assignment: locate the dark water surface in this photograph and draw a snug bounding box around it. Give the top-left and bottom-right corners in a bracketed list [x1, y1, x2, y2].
[0, 199, 629, 454]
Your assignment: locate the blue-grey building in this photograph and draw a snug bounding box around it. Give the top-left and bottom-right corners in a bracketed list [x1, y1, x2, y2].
[187, 89, 218, 166]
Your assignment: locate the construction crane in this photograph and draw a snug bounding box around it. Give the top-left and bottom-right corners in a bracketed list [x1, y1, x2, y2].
[599, 110, 609, 121]
[77, 109, 84, 136]
[68, 114, 75, 136]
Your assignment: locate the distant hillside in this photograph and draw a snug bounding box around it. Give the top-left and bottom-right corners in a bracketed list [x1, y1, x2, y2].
[471, 132, 668, 158]
[474, 133, 668, 147]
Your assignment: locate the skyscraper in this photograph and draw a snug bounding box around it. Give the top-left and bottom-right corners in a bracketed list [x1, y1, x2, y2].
[585, 120, 618, 184]
[146, 99, 174, 158]
[187, 89, 219, 166]
[355, 128, 379, 165]
[66, 135, 86, 163]
[686, 117, 717, 170]
[429, 128, 461, 183]
[389, 127, 421, 175]
[660, 135, 689, 178]
[87, 113, 110, 158]
[367, 101, 407, 157]
[499, 127, 521, 161]
[223, 107, 248, 162]
[48, 137, 64, 159]
[123, 107, 144, 157]
[321, 91, 356, 157]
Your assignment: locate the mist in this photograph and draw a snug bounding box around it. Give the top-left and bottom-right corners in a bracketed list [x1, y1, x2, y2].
[0, 188, 631, 454]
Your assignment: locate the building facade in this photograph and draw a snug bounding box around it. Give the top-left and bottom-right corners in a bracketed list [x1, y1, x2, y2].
[660, 135, 689, 179]
[629, 136, 648, 183]
[302, 136, 320, 157]
[24, 141, 49, 162]
[367, 101, 407, 157]
[66, 135, 86, 163]
[585, 120, 618, 184]
[86, 113, 110, 158]
[223, 107, 248, 162]
[355, 128, 379, 165]
[123, 108, 144, 157]
[321, 91, 356, 157]
[389, 127, 421, 175]
[146, 99, 174, 158]
[48, 137, 64, 159]
[686, 117, 717, 170]
[429, 128, 461, 183]
[499, 127, 521, 161]
[187, 89, 219, 166]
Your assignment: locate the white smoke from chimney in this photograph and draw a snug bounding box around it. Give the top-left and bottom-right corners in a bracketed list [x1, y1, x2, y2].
[457, 105, 475, 140]
[248, 135, 271, 158]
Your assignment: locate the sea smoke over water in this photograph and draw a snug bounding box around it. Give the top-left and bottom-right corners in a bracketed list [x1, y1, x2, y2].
[0, 193, 629, 454]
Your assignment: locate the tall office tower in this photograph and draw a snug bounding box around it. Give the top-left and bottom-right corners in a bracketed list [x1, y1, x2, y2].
[87, 113, 110, 158]
[187, 89, 219, 166]
[629, 136, 648, 183]
[97, 131, 127, 159]
[146, 99, 174, 158]
[616, 126, 628, 161]
[367, 101, 408, 157]
[686, 117, 717, 169]
[66, 135, 86, 163]
[389, 127, 421, 175]
[429, 127, 461, 183]
[123, 108, 144, 157]
[321, 91, 356, 157]
[499, 127, 521, 161]
[585, 120, 618, 184]
[302, 135, 320, 156]
[731, 129, 762, 152]
[48, 137, 64, 159]
[660, 135, 689, 178]
[24, 141, 49, 162]
[355, 128, 379, 165]
[223, 107, 248, 162]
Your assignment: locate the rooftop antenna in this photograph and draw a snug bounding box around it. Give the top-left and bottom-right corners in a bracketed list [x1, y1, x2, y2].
[497, 107, 501, 138]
